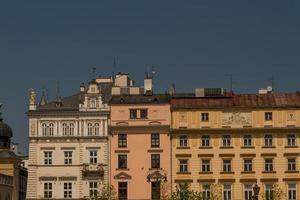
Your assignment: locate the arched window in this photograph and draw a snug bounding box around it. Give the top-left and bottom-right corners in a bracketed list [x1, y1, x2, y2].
[91, 99, 96, 108]
[62, 123, 68, 136]
[42, 123, 47, 136]
[69, 123, 74, 136]
[94, 123, 100, 136]
[49, 123, 54, 136]
[88, 123, 93, 136]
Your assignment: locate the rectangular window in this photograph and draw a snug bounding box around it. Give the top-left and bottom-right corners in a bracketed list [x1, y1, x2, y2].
[244, 184, 253, 200]
[89, 181, 98, 197]
[179, 159, 188, 172]
[202, 159, 210, 172]
[140, 109, 148, 119]
[243, 135, 252, 147]
[265, 159, 273, 172]
[118, 182, 128, 200]
[265, 112, 273, 121]
[223, 159, 232, 172]
[118, 155, 127, 169]
[118, 134, 127, 148]
[222, 135, 231, 147]
[63, 182, 72, 198]
[201, 135, 210, 147]
[264, 134, 273, 146]
[244, 159, 253, 172]
[64, 151, 72, 165]
[288, 158, 296, 171]
[179, 135, 188, 147]
[265, 184, 273, 200]
[223, 184, 231, 200]
[201, 113, 209, 121]
[151, 133, 160, 148]
[202, 184, 211, 199]
[129, 109, 137, 119]
[44, 151, 52, 165]
[89, 150, 97, 164]
[288, 134, 296, 146]
[151, 154, 160, 169]
[44, 182, 52, 198]
[288, 183, 297, 200]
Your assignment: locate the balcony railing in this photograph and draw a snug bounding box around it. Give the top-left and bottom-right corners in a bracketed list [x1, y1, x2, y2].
[82, 163, 105, 179]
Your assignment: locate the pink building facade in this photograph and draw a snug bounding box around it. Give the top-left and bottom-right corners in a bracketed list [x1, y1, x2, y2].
[109, 94, 171, 200]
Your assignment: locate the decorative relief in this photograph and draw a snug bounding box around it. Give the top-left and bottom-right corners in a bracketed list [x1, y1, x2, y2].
[31, 122, 36, 136]
[222, 112, 252, 126]
[287, 111, 296, 121]
[179, 112, 187, 122]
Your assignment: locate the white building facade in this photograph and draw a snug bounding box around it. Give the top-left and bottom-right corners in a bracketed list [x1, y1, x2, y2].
[26, 78, 113, 199]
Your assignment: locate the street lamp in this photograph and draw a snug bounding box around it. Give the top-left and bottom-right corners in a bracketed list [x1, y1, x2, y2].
[252, 183, 260, 200]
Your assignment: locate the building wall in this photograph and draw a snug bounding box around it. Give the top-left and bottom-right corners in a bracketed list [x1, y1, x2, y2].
[110, 103, 171, 200]
[171, 108, 300, 199]
[0, 173, 13, 200]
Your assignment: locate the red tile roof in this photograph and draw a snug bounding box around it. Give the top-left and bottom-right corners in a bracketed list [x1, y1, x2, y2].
[171, 93, 300, 109]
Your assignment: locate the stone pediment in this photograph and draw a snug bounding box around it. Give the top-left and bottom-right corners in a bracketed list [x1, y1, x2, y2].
[114, 172, 132, 180]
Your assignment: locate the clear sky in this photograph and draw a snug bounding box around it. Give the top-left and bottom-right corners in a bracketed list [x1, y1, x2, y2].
[0, 1, 300, 153]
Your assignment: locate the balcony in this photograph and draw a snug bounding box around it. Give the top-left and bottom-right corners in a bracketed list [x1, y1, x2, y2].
[82, 163, 105, 180]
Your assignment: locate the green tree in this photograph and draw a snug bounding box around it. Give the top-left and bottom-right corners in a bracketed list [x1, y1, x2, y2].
[89, 184, 117, 200]
[260, 183, 285, 200]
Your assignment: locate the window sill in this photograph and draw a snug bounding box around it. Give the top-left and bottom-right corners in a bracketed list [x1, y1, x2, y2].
[285, 171, 299, 173]
[241, 146, 255, 149]
[199, 146, 213, 149]
[241, 171, 255, 174]
[177, 147, 190, 149]
[262, 171, 276, 174]
[220, 146, 234, 149]
[116, 168, 129, 171]
[262, 146, 276, 148]
[177, 172, 191, 175]
[199, 172, 213, 174]
[220, 172, 234, 174]
[285, 146, 299, 148]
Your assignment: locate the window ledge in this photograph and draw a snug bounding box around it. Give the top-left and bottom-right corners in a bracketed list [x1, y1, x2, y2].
[177, 147, 191, 149]
[199, 172, 213, 174]
[262, 171, 276, 174]
[285, 146, 299, 148]
[177, 172, 191, 175]
[262, 146, 276, 148]
[285, 171, 299, 173]
[241, 171, 255, 174]
[241, 146, 255, 149]
[220, 172, 234, 174]
[116, 168, 129, 171]
[220, 146, 234, 149]
[199, 146, 213, 149]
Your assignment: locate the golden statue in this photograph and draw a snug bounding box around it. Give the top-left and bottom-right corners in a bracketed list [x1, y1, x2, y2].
[29, 88, 36, 105]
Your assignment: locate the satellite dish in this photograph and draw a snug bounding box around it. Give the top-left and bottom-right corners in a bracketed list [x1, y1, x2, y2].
[267, 86, 273, 92]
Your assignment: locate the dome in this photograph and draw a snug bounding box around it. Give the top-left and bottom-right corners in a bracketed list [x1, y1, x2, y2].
[0, 119, 13, 138]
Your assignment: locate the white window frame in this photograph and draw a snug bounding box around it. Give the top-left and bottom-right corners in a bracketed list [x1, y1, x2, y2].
[44, 182, 52, 198]
[89, 150, 98, 164]
[223, 184, 231, 200]
[64, 151, 73, 165]
[44, 151, 52, 165]
[63, 182, 72, 198]
[288, 183, 297, 200]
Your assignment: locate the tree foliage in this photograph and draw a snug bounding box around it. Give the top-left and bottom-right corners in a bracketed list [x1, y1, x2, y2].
[89, 184, 117, 200]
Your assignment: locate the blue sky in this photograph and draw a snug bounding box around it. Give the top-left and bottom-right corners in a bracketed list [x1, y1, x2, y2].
[0, 1, 299, 152]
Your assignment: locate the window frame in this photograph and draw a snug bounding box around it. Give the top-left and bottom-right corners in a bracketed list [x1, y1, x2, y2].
[89, 150, 98, 165]
[179, 135, 188, 147]
[201, 135, 210, 147]
[151, 133, 160, 148]
[44, 182, 52, 198]
[118, 154, 128, 169]
[151, 154, 160, 169]
[201, 159, 211, 172]
[201, 113, 209, 122]
[44, 151, 53, 165]
[179, 159, 188, 172]
[222, 135, 231, 147]
[265, 112, 273, 121]
[264, 158, 274, 172]
[63, 182, 72, 198]
[118, 134, 127, 148]
[222, 159, 232, 172]
[64, 151, 73, 165]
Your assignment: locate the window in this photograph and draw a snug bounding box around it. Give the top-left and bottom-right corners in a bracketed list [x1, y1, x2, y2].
[94, 123, 100, 136]
[64, 182, 72, 198]
[151, 154, 160, 169]
[222, 135, 231, 147]
[89, 181, 98, 197]
[265, 184, 273, 200]
[129, 109, 137, 119]
[151, 133, 160, 148]
[202, 159, 210, 172]
[140, 109, 148, 119]
[44, 182, 52, 198]
[202, 184, 211, 199]
[89, 150, 97, 164]
[118, 134, 127, 148]
[264, 159, 273, 172]
[223, 184, 231, 200]
[64, 151, 72, 165]
[88, 123, 93, 136]
[201, 113, 209, 121]
[42, 123, 54, 137]
[69, 123, 74, 136]
[179, 159, 188, 172]
[62, 123, 68, 136]
[288, 158, 296, 171]
[244, 159, 252, 172]
[264, 134, 273, 146]
[49, 123, 54, 136]
[265, 112, 273, 121]
[42, 123, 47, 136]
[243, 135, 252, 147]
[179, 135, 188, 147]
[244, 184, 253, 200]
[223, 159, 231, 172]
[151, 182, 161, 200]
[118, 155, 127, 169]
[288, 134, 296, 146]
[201, 135, 210, 147]
[44, 151, 52, 165]
[288, 183, 297, 200]
[118, 182, 128, 200]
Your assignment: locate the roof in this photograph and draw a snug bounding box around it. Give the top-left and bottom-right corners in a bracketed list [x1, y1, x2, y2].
[110, 94, 170, 104]
[0, 120, 12, 138]
[171, 92, 300, 109]
[0, 150, 19, 160]
[35, 93, 81, 111]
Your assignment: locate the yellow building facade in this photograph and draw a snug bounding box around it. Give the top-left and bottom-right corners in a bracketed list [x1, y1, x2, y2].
[171, 92, 300, 200]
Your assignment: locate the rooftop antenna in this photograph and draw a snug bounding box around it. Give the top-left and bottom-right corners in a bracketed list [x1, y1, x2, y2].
[113, 56, 118, 76]
[0, 103, 3, 121]
[56, 81, 61, 101]
[226, 73, 233, 92]
[271, 75, 275, 91]
[92, 67, 96, 79]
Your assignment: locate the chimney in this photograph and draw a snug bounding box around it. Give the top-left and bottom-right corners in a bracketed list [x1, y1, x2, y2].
[80, 83, 85, 92]
[144, 73, 153, 95]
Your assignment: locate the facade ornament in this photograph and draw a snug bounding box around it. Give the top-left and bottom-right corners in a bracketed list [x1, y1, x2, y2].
[29, 88, 36, 105]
